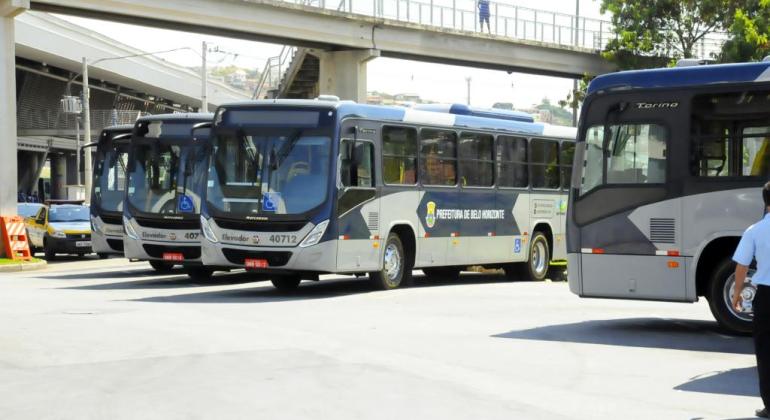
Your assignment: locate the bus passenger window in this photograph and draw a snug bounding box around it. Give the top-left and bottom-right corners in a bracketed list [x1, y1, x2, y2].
[458, 132, 494, 187]
[743, 127, 770, 177]
[560, 142, 575, 190]
[497, 136, 528, 188]
[530, 139, 559, 189]
[382, 126, 417, 185]
[420, 129, 457, 186]
[606, 124, 667, 185]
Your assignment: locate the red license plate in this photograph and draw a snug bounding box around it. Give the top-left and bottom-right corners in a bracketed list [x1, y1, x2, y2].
[163, 252, 184, 262]
[244, 258, 268, 269]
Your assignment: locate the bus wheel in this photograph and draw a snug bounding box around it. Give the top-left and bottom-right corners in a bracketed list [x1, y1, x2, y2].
[370, 233, 411, 290]
[149, 260, 174, 273]
[271, 275, 301, 291]
[97, 253, 110, 260]
[524, 232, 550, 281]
[186, 266, 214, 281]
[707, 258, 753, 335]
[422, 267, 461, 280]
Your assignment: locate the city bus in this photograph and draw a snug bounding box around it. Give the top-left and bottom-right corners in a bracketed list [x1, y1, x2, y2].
[123, 113, 214, 278]
[567, 61, 770, 334]
[90, 124, 134, 258]
[200, 99, 575, 290]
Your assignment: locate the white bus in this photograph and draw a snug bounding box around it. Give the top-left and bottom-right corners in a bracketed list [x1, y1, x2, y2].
[567, 61, 770, 334]
[122, 113, 214, 278]
[200, 100, 576, 290]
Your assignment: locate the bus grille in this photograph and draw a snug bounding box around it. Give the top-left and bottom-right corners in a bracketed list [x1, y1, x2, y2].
[142, 244, 201, 260]
[221, 249, 292, 267]
[135, 217, 200, 230]
[213, 218, 306, 232]
[650, 218, 676, 243]
[107, 239, 124, 251]
[100, 213, 122, 225]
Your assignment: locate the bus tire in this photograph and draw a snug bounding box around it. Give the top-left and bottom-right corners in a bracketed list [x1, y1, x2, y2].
[271, 275, 301, 291]
[149, 260, 174, 273]
[97, 253, 110, 260]
[707, 258, 753, 335]
[370, 232, 412, 290]
[525, 232, 551, 281]
[186, 266, 214, 281]
[422, 267, 461, 280]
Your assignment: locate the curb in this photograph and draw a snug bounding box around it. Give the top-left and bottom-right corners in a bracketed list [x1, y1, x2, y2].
[0, 260, 47, 273]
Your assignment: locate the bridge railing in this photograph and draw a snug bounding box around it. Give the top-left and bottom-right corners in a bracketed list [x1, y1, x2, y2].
[253, 45, 298, 99]
[277, 0, 726, 59]
[18, 109, 146, 132]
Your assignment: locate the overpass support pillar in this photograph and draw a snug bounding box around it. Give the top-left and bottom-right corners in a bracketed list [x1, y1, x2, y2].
[17, 150, 45, 198]
[50, 154, 66, 200]
[0, 0, 28, 214]
[316, 49, 380, 102]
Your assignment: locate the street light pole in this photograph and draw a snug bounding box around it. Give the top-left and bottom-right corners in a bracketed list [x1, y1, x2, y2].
[201, 41, 208, 112]
[82, 57, 92, 203]
[465, 76, 471, 105]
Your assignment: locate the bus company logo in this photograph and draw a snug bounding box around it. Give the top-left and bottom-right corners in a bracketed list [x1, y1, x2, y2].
[425, 201, 437, 228]
[251, 235, 260, 245]
[221, 233, 250, 242]
[635, 102, 679, 110]
[142, 231, 167, 240]
[168, 232, 177, 241]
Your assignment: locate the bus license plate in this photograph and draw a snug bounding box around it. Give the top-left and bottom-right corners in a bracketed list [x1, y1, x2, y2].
[163, 252, 184, 262]
[245, 258, 268, 269]
[76, 241, 92, 247]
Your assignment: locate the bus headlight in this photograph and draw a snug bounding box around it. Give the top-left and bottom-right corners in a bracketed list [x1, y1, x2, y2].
[123, 215, 139, 240]
[200, 216, 219, 243]
[91, 215, 103, 234]
[299, 220, 329, 248]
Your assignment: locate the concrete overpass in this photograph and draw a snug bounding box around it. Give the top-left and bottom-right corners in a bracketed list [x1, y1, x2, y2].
[28, 0, 617, 80]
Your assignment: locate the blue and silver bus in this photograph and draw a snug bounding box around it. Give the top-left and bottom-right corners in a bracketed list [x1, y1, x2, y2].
[90, 124, 133, 258]
[123, 113, 213, 278]
[568, 61, 770, 334]
[200, 99, 575, 290]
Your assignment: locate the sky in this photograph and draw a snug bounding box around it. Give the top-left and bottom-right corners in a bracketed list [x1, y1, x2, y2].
[56, 0, 604, 110]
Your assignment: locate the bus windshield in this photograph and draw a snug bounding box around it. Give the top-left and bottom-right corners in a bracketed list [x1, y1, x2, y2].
[127, 139, 205, 216]
[206, 129, 331, 216]
[93, 144, 128, 213]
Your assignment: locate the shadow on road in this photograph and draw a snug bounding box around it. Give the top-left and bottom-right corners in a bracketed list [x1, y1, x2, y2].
[125, 272, 526, 303]
[58, 272, 267, 290]
[493, 317, 753, 354]
[674, 366, 758, 397]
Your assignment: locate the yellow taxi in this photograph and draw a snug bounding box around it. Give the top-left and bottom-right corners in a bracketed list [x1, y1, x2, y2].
[26, 201, 92, 260]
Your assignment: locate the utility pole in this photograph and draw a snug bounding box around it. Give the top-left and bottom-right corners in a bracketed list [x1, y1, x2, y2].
[201, 41, 208, 113]
[82, 57, 92, 203]
[465, 77, 471, 105]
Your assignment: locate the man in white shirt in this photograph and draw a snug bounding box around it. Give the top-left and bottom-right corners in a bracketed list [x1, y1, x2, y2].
[734, 182, 770, 418]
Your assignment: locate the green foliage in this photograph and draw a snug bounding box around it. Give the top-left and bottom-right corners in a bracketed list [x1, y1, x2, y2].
[720, 0, 770, 62]
[558, 74, 592, 111]
[600, 0, 733, 68]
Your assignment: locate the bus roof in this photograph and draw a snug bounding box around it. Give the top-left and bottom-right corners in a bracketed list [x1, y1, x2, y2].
[135, 112, 214, 123]
[412, 103, 535, 123]
[218, 100, 575, 140]
[587, 61, 770, 95]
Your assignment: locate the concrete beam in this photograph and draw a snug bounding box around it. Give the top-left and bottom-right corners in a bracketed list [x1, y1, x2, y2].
[0, 0, 28, 17]
[315, 49, 379, 102]
[30, 0, 615, 78]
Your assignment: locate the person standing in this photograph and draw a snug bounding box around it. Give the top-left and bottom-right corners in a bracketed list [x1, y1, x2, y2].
[733, 181, 770, 418]
[478, 0, 491, 34]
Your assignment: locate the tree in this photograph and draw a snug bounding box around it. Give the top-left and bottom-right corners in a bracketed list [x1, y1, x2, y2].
[719, 0, 770, 62]
[600, 0, 733, 69]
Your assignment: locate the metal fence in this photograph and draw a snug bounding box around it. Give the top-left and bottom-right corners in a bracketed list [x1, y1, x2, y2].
[271, 0, 726, 59]
[18, 109, 145, 131]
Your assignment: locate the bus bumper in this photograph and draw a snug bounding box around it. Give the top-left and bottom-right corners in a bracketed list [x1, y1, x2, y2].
[92, 223, 124, 255]
[201, 239, 338, 274]
[123, 235, 202, 265]
[567, 252, 582, 296]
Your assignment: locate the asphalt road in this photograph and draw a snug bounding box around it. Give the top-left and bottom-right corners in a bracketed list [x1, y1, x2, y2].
[0, 258, 760, 420]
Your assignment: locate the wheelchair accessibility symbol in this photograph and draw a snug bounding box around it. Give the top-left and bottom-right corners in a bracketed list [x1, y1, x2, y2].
[178, 195, 194, 213]
[262, 192, 281, 212]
